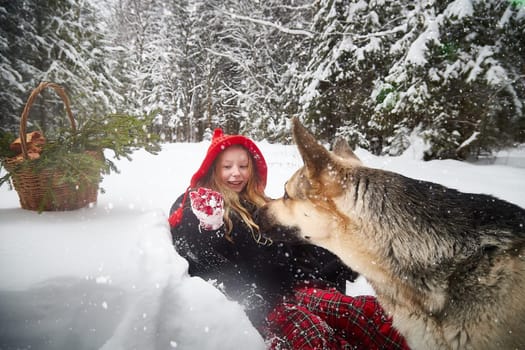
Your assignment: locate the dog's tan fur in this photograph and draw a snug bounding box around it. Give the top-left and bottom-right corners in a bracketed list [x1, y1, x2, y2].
[256, 118, 525, 350]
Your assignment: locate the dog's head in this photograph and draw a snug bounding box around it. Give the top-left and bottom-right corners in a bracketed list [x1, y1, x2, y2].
[256, 117, 362, 255]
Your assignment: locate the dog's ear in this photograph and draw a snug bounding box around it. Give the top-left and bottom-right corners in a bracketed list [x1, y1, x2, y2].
[292, 117, 333, 177]
[332, 137, 360, 162]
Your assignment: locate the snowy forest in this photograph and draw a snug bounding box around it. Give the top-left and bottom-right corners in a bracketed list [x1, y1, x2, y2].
[1, 0, 524, 160]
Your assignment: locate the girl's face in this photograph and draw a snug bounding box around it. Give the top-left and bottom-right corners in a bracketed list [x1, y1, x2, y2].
[216, 145, 251, 193]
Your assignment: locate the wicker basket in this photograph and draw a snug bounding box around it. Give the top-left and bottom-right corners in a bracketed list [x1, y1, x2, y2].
[3, 82, 100, 211]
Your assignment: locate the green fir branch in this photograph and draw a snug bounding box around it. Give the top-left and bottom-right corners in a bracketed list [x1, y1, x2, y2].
[1, 112, 161, 193]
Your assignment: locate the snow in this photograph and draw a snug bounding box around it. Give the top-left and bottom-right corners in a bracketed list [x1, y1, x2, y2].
[1, 140, 525, 349]
[405, 18, 440, 66]
[466, 45, 496, 83]
[458, 131, 480, 150]
[444, 0, 474, 19]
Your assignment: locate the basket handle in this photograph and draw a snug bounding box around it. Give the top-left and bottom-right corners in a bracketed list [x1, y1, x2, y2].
[19, 82, 76, 159]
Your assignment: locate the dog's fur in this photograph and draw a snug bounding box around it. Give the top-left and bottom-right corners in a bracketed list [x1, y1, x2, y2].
[256, 118, 525, 350]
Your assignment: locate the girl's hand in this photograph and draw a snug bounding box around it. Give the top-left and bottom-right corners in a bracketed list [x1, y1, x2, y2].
[189, 187, 224, 230]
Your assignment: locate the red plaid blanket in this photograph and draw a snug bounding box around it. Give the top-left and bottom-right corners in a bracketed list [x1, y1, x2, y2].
[264, 287, 410, 350]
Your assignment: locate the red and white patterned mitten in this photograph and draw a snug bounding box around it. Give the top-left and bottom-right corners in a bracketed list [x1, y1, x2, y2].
[189, 187, 225, 230]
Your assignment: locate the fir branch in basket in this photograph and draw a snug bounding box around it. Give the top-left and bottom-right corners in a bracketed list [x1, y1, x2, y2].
[78, 112, 161, 159]
[0, 112, 161, 190]
[0, 130, 17, 159]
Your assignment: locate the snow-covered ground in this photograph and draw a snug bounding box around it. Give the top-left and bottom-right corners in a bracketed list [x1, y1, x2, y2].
[1, 141, 524, 350]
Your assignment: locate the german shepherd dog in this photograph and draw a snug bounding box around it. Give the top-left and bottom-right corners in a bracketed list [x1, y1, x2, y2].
[256, 118, 525, 350]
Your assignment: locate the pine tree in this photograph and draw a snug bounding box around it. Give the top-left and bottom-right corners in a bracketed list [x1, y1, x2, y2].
[296, 0, 525, 159]
[0, 0, 123, 133]
[297, 0, 408, 148]
[244, 0, 316, 142]
[375, 0, 525, 159]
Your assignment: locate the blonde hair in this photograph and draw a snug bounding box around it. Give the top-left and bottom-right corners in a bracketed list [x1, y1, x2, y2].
[197, 145, 269, 243]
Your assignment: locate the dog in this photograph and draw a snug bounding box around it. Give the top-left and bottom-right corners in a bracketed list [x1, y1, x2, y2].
[256, 117, 525, 350]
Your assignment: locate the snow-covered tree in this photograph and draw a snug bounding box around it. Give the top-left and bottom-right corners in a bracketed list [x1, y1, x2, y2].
[175, 0, 316, 142]
[295, 0, 409, 148]
[107, 0, 179, 135]
[0, 0, 123, 133]
[109, 0, 251, 141]
[372, 0, 525, 159]
[294, 0, 524, 159]
[0, 1, 28, 131]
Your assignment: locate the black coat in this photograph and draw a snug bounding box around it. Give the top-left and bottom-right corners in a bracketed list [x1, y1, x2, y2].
[169, 193, 358, 329]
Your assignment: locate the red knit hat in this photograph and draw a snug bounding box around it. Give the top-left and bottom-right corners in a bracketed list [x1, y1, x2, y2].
[168, 128, 268, 228]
